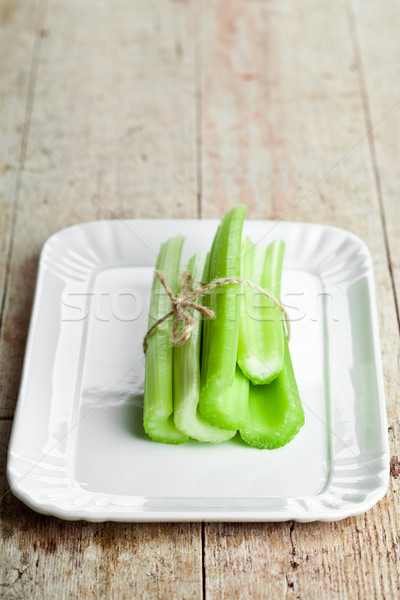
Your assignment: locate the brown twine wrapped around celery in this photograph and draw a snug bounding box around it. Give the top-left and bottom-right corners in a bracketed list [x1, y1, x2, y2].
[142, 269, 290, 354]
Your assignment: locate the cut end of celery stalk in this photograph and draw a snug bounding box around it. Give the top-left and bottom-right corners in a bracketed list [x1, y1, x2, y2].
[240, 398, 304, 449]
[144, 412, 189, 445]
[237, 352, 284, 386]
[199, 365, 249, 431]
[174, 405, 236, 443]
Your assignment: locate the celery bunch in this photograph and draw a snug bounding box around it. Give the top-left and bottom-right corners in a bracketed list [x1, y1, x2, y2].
[142, 206, 304, 449]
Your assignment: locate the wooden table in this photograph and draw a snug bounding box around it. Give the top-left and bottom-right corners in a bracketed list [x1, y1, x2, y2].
[1, 1, 399, 597]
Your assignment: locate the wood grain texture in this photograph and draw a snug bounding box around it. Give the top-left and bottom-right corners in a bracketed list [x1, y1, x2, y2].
[203, 522, 293, 598]
[199, 0, 274, 217]
[0, 0, 42, 327]
[350, 0, 400, 311]
[200, 0, 400, 598]
[0, 1, 202, 599]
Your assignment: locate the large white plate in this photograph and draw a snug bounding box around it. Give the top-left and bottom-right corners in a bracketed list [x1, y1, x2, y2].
[7, 219, 389, 522]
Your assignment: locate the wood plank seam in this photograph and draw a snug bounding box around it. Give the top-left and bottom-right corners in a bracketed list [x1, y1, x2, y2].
[195, 0, 203, 219]
[345, 0, 400, 331]
[0, 0, 48, 335]
[285, 521, 297, 592]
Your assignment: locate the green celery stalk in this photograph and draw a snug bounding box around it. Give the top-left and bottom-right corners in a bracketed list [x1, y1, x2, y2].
[144, 235, 188, 444]
[237, 237, 285, 384]
[239, 336, 305, 449]
[199, 205, 247, 430]
[200, 224, 221, 393]
[173, 252, 236, 442]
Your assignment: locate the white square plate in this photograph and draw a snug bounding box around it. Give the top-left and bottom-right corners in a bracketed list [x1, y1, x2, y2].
[7, 219, 389, 522]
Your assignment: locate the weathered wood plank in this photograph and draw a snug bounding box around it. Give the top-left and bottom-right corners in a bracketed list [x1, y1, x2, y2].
[1, 1, 202, 599]
[199, 0, 274, 217]
[0, 0, 41, 327]
[203, 522, 293, 598]
[200, 0, 399, 598]
[350, 0, 400, 311]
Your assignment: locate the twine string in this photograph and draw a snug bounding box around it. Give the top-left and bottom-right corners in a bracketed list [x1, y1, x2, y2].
[143, 270, 291, 353]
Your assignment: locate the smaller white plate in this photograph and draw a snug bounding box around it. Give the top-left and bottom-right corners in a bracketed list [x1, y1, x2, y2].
[7, 219, 389, 522]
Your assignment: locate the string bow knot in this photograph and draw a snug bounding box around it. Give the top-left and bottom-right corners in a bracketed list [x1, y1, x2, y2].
[142, 270, 214, 353]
